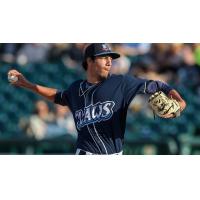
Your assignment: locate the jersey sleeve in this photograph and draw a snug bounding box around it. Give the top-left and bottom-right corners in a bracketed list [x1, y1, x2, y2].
[54, 90, 70, 106]
[123, 75, 173, 105]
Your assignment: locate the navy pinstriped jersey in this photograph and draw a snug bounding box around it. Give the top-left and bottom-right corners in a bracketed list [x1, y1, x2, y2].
[54, 74, 172, 154]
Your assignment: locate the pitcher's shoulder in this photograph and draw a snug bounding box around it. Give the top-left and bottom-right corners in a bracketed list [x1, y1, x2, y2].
[66, 79, 84, 91]
[109, 74, 124, 82]
[109, 74, 136, 82]
[70, 79, 84, 87]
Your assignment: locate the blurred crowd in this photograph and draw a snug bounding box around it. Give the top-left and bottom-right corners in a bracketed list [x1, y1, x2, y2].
[0, 44, 85, 70]
[1, 43, 200, 144]
[19, 100, 77, 140]
[1, 43, 200, 87]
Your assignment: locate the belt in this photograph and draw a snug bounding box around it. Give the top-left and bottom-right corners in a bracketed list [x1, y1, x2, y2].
[75, 148, 123, 155]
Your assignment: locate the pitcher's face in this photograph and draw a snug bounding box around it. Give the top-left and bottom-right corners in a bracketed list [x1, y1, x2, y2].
[92, 56, 112, 80]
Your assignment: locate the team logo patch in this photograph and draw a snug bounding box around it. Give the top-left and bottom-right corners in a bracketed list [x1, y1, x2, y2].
[102, 44, 110, 51]
[75, 101, 115, 130]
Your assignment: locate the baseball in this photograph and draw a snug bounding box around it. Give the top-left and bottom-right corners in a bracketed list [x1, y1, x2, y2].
[8, 74, 18, 83]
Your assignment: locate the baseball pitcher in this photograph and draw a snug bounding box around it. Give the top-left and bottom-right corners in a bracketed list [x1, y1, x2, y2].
[8, 43, 186, 155]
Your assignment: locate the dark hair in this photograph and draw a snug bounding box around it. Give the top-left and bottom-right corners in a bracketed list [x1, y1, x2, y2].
[82, 56, 95, 71]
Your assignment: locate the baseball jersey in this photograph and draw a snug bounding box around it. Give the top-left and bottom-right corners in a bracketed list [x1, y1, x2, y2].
[54, 74, 172, 154]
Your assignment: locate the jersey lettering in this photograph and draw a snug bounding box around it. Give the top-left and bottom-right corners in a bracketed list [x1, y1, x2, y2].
[75, 101, 115, 130]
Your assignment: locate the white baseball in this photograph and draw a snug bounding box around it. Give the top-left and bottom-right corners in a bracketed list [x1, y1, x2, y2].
[8, 74, 18, 83]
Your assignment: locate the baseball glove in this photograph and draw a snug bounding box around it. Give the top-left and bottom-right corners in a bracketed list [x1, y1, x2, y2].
[148, 91, 181, 118]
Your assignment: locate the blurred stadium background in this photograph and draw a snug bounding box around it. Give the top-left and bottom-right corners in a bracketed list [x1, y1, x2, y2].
[0, 43, 200, 155]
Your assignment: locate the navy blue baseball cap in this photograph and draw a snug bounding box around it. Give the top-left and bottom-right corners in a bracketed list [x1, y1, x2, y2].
[82, 43, 120, 69]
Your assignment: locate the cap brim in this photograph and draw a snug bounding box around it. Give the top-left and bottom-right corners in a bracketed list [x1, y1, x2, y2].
[94, 52, 120, 59]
